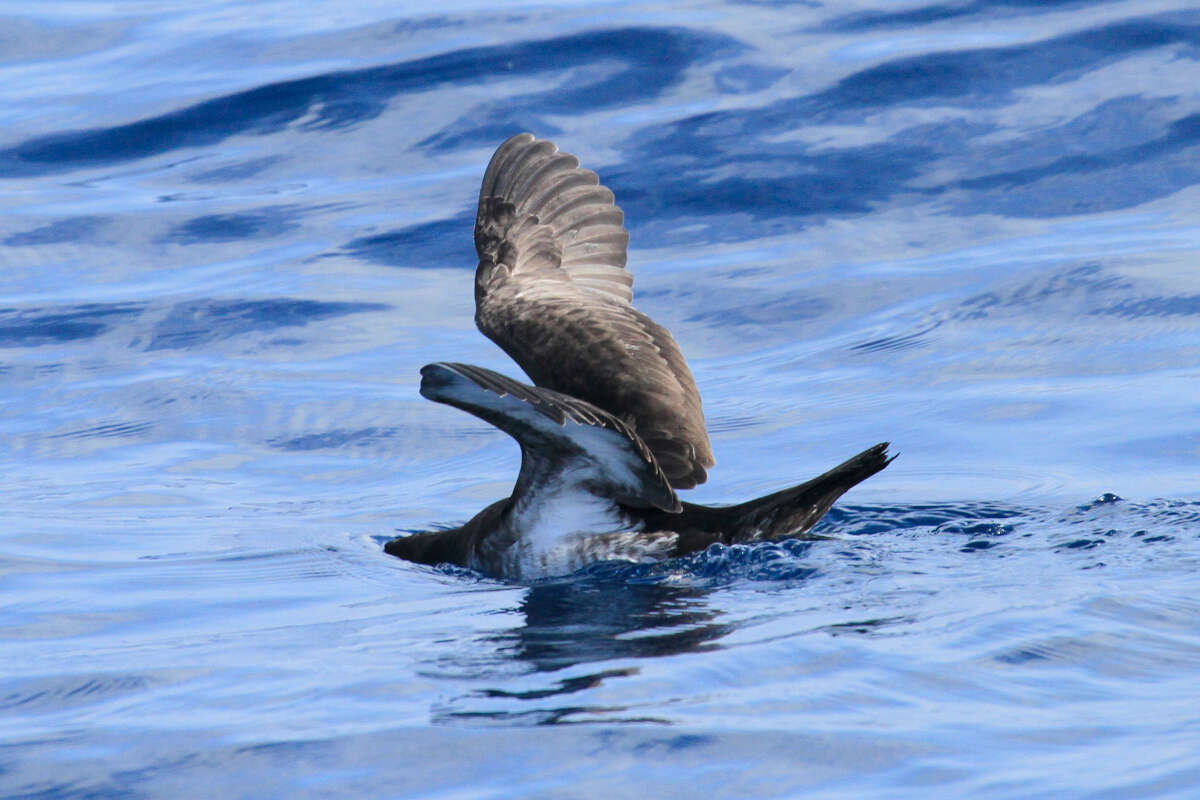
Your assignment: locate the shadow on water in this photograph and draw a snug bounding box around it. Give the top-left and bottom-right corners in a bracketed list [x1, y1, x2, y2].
[0, 303, 144, 347]
[0, 299, 388, 350]
[500, 577, 731, 673]
[410, 489, 1191, 728]
[434, 575, 734, 724]
[606, 15, 1200, 242]
[343, 216, 472, 270]
[3, 215, 110, 246]
[345, 13, 1200, 263]
[428, 502, 1023, 663]
[423, 498, 1042, 725]
[144, 298, 389, 351]
[0, 27, 739, 178]
[161, 204, 306, 244]
[819, 0, 1106, 32]
[4, 18, 1195, 263]
[846, 262, 1193, 354]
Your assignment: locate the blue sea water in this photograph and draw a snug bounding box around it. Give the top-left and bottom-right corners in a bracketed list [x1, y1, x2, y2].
[2, 1, 1200, 797]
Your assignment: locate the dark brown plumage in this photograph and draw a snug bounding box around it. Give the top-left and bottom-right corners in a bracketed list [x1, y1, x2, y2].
[384, 134, 895, 580]
[473, 133, 714, 489]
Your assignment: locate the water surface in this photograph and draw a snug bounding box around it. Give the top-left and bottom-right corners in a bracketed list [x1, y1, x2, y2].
[2, 1, 1199, 797]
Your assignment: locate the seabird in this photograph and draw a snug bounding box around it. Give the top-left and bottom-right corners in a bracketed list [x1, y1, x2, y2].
[385, 133, 893, 579]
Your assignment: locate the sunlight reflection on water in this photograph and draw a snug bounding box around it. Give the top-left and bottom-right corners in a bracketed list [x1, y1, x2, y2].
[2, 1, 1200, 798]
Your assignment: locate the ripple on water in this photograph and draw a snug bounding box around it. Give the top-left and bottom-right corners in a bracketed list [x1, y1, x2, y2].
[3, 0, 1200, 796]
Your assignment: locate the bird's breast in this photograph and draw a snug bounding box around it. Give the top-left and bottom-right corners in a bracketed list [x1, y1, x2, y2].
[479, 490, 678, 579]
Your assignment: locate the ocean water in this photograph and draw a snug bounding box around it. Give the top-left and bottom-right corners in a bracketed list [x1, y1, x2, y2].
[2, 1, 1199, 797]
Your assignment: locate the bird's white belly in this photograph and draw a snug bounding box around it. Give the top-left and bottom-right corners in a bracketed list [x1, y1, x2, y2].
[513, 528, 679, 579]
[495, 491, 677, 580]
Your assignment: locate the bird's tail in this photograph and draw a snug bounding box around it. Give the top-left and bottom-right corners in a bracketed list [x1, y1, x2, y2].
[719, 442, 895, 541]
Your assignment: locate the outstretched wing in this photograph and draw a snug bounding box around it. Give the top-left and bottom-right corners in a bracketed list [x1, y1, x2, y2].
[473, 133, 715, 489]
[419, 362, 680, 513]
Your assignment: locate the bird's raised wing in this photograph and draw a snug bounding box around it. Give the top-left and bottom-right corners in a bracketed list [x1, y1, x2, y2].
[472, 133, 715, 489]
[419, 362, 680, 513]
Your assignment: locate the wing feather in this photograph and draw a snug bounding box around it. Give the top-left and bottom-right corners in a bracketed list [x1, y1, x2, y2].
[419, 362, 680, 513]
[473, 133, 715, 488]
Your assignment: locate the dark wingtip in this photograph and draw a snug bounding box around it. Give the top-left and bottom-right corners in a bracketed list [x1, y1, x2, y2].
[860, 441, 897, 468]
[418, 362, 462, 400]
[714, 440, 897, 542]
[865, 442, 898, 478]
[876, 441, 898, 467]
[849, 441, 896, 485]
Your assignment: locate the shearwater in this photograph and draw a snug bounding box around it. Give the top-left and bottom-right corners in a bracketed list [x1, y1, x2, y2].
[385, 133, 894, 580]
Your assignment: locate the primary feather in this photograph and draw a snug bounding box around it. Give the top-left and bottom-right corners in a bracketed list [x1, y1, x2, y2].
[473, 133, 715, 489]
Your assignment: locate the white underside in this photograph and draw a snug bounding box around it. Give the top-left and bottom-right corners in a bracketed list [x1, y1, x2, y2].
[475, 476, 678, 580]
[425, 365, 659, 504]
[427, 364, 678, 579]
